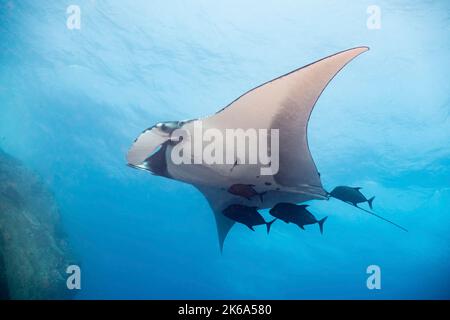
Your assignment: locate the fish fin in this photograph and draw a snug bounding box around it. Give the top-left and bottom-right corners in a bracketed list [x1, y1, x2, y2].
[353, 187, 362, 190]
[299, 225, 305, 230]
[259, 191, 267, 203]
[266, 219, 277, 234]
[318, 216, 328, 235]
[298, 204, 309, 208]
[248, 225, 255, 231]
[367, 196, 375, 210]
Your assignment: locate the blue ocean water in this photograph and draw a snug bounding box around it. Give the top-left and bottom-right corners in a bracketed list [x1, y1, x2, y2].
[0, 0, 449, 299]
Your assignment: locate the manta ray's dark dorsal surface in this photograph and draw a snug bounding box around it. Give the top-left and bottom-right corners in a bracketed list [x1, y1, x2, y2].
[127, 47, 369, 251]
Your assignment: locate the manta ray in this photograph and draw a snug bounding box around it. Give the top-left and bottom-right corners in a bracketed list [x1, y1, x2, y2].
[127, 47, 369, 251]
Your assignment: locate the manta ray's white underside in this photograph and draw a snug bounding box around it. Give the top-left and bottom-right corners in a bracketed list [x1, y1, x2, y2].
[127, 47, 369, 251]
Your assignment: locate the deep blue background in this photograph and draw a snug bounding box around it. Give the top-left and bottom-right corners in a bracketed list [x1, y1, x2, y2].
[0, 0, 449, 298]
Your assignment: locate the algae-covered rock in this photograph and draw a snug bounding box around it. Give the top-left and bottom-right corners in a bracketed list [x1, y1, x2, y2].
[0, 147, 75, 299]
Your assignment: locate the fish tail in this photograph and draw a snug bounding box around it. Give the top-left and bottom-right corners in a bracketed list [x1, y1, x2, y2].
[367, 196, 375, 210]
[266, 218, 277, 234]
[318, 216, 328, 235]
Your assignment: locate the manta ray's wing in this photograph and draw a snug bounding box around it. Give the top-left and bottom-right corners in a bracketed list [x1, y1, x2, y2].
[201, 47, 369, 190]
[195, 186, 236, 252]
[196, 185, 324, 251]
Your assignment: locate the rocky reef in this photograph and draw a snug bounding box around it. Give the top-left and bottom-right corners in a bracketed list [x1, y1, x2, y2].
[0, 147, 75, 299]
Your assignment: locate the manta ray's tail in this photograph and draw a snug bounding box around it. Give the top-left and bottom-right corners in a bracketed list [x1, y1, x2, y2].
[324, 189, 408, 232]
[353, 205, 408, 232]
[266, 219, 277, 234]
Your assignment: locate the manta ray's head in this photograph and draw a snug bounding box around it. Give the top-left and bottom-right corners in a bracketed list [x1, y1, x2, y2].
[127, 120, 188, 168]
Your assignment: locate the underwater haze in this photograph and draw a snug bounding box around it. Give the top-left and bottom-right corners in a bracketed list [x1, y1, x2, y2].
[1, 0, 449, 299]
